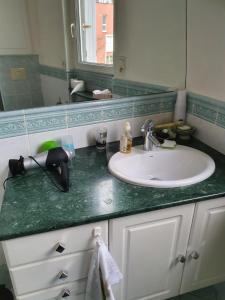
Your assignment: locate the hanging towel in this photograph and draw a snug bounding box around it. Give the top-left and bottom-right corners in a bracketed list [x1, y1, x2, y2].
[85, 236, 123, 300]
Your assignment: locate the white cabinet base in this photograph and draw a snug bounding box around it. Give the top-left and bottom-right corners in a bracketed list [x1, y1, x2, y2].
[181, 197, 225, 294]
[110, 204, 195, 300]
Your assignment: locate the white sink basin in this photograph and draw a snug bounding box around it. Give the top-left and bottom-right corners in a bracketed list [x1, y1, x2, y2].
[108, 145, 215, 188]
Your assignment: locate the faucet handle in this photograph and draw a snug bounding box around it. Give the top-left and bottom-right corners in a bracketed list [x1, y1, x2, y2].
[141, 119, 154, 132]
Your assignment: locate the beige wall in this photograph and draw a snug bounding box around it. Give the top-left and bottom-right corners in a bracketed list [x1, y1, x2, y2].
[114, 0, 186, 88]
[27, 0, 66, 68]
[0, 0, 32, 55]
[186, 0, 225, 101]
[71, 0, 186, 88]
[0, 0, 66, 68]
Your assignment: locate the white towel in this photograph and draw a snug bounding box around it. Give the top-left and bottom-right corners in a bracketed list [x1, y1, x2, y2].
[85, 237, 123, 300]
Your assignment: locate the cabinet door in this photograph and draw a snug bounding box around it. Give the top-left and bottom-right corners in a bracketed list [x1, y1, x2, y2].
[109, 204, 195, 300]
[181, 197, 225, 294]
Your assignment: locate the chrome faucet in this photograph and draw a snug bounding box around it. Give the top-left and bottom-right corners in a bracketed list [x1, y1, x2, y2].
[141, 119, 161, 151]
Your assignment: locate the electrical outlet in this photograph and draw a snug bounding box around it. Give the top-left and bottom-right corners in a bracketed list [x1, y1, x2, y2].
[10, 68, 27, 80]
[118, 56, 126, 74]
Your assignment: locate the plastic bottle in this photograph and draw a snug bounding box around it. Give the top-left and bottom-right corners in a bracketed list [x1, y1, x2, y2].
[120, 122, 132, 153]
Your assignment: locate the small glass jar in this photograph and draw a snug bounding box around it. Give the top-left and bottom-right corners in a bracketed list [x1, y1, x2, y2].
[96, 128, 107, 150]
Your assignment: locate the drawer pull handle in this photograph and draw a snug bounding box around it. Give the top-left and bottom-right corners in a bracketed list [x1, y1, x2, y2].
[177, 255, 186, 264]
[190, 251, 200, 260]
[55, 242, 66, 253]
[62, 289, 71, 298]
[58, 271, 68, 280]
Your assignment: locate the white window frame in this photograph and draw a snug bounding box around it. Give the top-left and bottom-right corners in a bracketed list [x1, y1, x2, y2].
[74, 0, 114, 74]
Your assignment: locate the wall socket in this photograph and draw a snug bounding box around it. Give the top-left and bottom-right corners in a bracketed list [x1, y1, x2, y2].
[10, 68, 27, 80]
[118, 56, 126, 74]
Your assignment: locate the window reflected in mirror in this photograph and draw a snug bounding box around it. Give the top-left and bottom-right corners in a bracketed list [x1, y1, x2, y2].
[76, 0, 114, 65]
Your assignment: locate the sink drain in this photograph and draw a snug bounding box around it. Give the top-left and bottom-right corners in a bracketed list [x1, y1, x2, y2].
[148, 175, 161, 181]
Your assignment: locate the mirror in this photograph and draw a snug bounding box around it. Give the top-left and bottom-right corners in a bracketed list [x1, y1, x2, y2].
[0, 0, 186, 112]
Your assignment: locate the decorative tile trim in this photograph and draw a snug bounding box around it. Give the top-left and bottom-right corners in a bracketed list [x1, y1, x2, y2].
[67, 105, 102, 127]
[0, 92, 176, 138]
[24, 106, 67, 134]
[0, 110, 26, 138]
[187, 92, 225, 126]
[39, 65, 67, 80]
[112, 79, 169, 97]
[101, 101, 134, 122]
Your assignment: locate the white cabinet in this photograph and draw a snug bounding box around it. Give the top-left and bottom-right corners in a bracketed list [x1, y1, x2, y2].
[2, 221, 108, 300]
[109, 204, 195, 300]
[110, 197, 225, 300]
[181, 197, 225, 294]
[4, 197, 225, 300]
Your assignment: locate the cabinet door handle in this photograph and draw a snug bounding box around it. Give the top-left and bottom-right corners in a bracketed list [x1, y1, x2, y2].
[177, 255, 186, 263]
[57, 271, 69, 280]
[61, 289, 71, 298]
[190, 251, 200, 260]
[55, 242, 66, 253]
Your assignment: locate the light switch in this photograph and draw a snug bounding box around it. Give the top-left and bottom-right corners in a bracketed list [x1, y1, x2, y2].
[10, 68, 27, 80]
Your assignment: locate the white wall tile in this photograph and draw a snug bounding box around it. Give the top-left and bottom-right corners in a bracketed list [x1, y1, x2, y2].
[187, 114, 225, 154]
[68, 112, 173, 149]
[28, 128, 69, 155]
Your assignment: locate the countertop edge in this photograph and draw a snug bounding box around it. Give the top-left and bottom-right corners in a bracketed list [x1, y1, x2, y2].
[1, 191, 225, 241]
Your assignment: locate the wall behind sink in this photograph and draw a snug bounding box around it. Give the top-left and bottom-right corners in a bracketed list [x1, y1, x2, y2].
[186, 0, 225, 155]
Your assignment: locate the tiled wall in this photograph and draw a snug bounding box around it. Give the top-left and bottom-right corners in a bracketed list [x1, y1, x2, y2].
[42, 66, 168, 96]
[68, 69, 168, 96]
[0, 55, 44, 111]
[39, 64, 67, 81]
[187, 92, 225, 154]
[0, 92, 176, 138]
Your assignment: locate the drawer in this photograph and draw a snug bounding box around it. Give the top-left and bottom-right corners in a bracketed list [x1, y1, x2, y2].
[11, 251, 92, 295]
[3, 221, 108, 267]
[17, 280, 86, 300]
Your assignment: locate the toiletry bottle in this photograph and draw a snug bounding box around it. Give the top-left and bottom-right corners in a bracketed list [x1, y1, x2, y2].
[120, 122, 132, 153]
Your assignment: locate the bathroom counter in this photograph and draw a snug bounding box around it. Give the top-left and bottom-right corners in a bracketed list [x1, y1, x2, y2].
[0, 138, 225, 241]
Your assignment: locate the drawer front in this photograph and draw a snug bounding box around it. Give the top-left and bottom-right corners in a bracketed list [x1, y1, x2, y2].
[11, 251, 92, 295]
[17, 280, 85, 300]
[18, 294, 84, 300]
[3, 221, 108, 267]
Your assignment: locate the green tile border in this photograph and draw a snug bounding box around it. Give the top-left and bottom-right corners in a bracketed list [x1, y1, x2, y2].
[187, 92, 225, 128]
[68, 69, 169, 96]
[39, 65, 67, 80]
[25, 106, 67, 134]
[0, 92, 176, 137]
[0, 110, 26, 138]
[112, 78, 169, 97]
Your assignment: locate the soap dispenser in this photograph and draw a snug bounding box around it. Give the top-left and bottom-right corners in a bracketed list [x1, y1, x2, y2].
[120, 122, 132, 153]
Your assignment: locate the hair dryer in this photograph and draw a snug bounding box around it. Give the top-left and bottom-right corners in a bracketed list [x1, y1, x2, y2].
[8, 147, 74, 192]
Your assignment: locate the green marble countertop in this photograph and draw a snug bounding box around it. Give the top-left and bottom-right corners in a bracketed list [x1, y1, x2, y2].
[0, 138, 225, 241]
